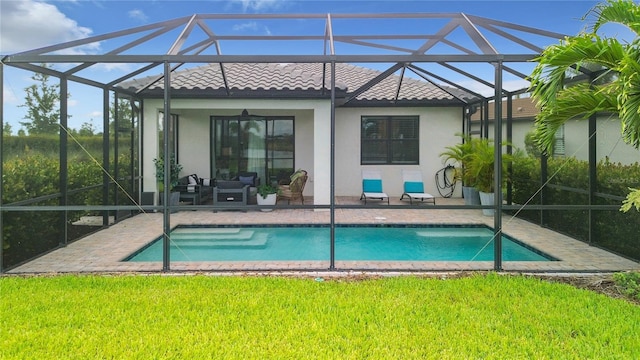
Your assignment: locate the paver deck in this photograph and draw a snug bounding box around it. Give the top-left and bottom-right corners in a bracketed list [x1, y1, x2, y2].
[7, 197, 639, 273]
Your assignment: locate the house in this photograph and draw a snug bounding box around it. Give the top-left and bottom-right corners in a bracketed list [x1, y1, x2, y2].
[471, 97, 639, 163]
[118, 62, 477, 204]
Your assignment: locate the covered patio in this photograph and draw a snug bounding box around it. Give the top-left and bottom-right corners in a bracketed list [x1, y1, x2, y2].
[2, 13, 638, 273]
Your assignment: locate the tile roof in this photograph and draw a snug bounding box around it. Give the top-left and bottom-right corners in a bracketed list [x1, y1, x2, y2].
[470, 97, 539, 121]
[117, 63, 473, 105]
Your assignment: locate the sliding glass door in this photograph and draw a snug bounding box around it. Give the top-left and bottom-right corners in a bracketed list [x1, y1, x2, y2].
[212, 115, 294, 185]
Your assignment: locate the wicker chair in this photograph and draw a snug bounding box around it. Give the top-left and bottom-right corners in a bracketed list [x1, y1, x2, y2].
[278, 170, 308, 204]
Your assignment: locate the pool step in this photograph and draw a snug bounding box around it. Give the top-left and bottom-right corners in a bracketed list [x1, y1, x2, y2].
[415, 228, 490, 238]
[171, 229, 254, 241]
[173, 228, 241, 234]
[171, 233, 269, 248]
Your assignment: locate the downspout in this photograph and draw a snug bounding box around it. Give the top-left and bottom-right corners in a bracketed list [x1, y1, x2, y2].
[493, 60, 503, 271]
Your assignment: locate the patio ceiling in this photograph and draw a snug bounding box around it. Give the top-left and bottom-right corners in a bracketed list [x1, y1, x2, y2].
[1, 13, 568, 103]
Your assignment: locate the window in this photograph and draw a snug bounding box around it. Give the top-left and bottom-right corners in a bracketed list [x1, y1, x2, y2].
[553, 124, 565, 157]
[361, 116, 419, 165]
[212, 116, 294, 184]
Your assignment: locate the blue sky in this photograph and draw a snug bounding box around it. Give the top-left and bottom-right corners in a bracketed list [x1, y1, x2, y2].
[0, 0, 622, 133]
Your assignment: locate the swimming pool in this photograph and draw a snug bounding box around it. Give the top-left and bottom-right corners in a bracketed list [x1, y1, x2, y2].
[125, 225, 554, 262]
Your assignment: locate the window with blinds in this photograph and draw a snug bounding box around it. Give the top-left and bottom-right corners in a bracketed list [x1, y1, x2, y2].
[361, 116, 419, 165]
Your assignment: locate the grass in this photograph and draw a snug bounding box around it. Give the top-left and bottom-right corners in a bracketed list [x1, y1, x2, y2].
[1, 274, 639, 359]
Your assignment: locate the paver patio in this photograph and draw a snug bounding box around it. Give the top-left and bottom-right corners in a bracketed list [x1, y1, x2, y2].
[7, 197, 639, 274]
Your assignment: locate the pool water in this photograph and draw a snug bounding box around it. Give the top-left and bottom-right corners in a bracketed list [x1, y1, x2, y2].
[126, 225, 553, 262]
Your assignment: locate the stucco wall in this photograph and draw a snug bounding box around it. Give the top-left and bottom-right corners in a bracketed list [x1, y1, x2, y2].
[334, 107, 462, 198]
[142, 99, 322, 199]
[498, 117, 639, 164]
[143, 99, 465, 202]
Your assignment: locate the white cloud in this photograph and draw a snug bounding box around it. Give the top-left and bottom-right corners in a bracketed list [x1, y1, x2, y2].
[128, 9, 148, 23]
[454, 79, 531, 97]
[232, 22, 259, 32]
[3, 87, 18, 104]
[0, 0, 97, 54]
[87, 110, 102, 119]
[232, 0, 287, 12]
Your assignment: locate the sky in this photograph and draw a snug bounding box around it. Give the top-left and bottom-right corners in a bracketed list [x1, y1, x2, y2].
[1, 0, 627, 133]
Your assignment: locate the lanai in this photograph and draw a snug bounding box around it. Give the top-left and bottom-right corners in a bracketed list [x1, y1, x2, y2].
[2, 13, 597, 272]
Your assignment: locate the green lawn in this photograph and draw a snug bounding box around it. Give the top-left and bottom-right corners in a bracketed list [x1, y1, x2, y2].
[1, 274, 638, 359]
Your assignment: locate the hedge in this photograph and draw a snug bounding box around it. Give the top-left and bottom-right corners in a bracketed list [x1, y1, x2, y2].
[511, 156, 640, 261]
[2, 151, 135, 269]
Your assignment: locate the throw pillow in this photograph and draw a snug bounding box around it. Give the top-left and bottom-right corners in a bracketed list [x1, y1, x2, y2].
[239, 175, 254, 186]
[201, 178, 213, 186]
[188, 174, 198, 185]
[290, 169, 305, 183]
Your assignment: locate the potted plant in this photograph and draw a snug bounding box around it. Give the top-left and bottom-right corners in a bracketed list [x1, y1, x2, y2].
[465, 138, 512, 216]
[153, 154, 183, 210]
[256, 183, 279, 212]
[439, 134, 480, 205]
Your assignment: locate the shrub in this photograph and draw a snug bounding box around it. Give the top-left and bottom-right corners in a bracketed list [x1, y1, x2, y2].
[511, 156, 640, 261]
[2, 152, 135, 269]
[613, 272, 640, 301]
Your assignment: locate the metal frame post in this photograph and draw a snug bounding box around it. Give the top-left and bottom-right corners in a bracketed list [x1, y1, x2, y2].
[493, 60, 503, 271]
[59, 76, 69, 246]
[588, 113, 597, 245]
[102, 89, 111, 226]
[330, 61, 336, 270]
[506, 93, 513, 205]
[0, 62, 4, 272]
[162, 61, 172, 271]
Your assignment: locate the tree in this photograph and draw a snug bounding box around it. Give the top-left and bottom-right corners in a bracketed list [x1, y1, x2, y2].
[109, 97, 134, 135]
[19, 64, 70, 135]
[3, 123, 12, 136]
[78, 122, 96, 137]
[528, 0, 640, 212]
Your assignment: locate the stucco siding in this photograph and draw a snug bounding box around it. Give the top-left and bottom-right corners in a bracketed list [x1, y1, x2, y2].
[334, 107, 462, 198]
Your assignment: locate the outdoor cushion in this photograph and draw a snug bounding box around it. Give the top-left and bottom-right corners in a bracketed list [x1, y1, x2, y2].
[404, 181, 424, 193]
[363, 179, 383, 193]
[239, 175, 255, 186]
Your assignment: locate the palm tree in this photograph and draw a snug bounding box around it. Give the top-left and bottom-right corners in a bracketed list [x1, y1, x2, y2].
[528, 0, 640, 212]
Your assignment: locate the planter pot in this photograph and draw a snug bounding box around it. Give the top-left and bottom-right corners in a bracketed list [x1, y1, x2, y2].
[256, 193, 277, 212]
[478, 191, 495, 216]
[462, 186, 481, 206]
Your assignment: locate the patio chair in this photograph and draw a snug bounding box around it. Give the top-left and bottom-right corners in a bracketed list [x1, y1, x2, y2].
[278, 169, 308, 204]
[400, 169, 435, 205]
[360, 169, 389, 205]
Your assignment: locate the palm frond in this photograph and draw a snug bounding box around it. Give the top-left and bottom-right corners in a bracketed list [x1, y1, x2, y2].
[588, 0, 640, 37]
[533, 83, 619, 152]
[529, 34, 625, 107]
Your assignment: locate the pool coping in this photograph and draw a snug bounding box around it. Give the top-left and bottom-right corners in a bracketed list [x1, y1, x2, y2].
[5, 197, 640, 273]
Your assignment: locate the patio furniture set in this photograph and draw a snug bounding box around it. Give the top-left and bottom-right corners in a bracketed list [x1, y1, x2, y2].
[174, 170, 308, 208]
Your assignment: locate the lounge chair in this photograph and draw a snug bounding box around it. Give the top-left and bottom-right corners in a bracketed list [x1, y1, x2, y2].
[360, 169, 389, 205]
[400, 169, 436, 205]
[278, 169, 308, 204]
